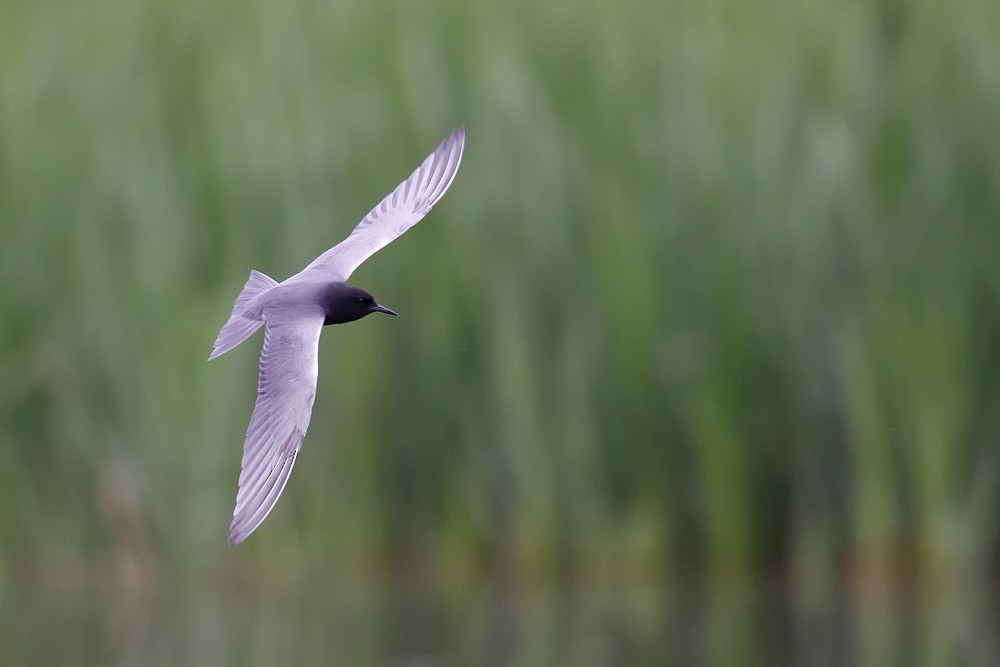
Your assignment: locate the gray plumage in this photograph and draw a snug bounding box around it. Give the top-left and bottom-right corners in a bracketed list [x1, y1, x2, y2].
[210, 128, 465, 545]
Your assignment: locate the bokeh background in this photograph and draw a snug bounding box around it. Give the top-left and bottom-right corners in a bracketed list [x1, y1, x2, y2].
[2, 0, 1000, 663]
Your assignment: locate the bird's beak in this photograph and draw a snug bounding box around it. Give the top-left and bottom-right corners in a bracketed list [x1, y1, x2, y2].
[371, 304, 398, 317]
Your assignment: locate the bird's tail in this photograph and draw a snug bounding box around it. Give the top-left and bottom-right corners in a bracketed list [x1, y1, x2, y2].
[208, 270, 278, 360]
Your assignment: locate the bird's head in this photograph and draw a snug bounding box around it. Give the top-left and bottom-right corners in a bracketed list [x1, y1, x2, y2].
[323, 284, 398, 325]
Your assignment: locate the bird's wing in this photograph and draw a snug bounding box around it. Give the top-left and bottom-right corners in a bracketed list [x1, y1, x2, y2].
[228, 315, 324, 545]
[293, 126, 465, 283]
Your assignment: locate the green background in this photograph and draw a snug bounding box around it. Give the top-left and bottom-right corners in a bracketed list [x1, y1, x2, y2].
[2, 0, 999, 663]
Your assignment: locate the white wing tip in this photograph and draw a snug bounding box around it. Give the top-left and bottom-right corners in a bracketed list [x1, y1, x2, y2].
[422, 126, 465, 207]
[447, 125, 465, 159]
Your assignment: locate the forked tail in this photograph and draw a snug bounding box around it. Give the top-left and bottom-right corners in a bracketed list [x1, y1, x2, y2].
[208, 270, 278, 360]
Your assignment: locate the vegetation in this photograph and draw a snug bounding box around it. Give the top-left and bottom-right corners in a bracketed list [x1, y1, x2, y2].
[1, 0, 998, 663]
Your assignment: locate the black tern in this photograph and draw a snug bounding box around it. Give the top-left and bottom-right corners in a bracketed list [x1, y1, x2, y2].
[210, 127, 465, 545]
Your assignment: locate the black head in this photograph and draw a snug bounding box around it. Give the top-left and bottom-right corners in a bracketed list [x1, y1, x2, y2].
[322, 284, 398, 325]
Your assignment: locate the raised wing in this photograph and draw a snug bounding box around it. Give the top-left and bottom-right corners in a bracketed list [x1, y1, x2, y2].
[293, 126, 465, 283]
[228, 316, 324, 545]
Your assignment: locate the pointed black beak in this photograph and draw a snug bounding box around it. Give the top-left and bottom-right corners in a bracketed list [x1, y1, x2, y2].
[370, 304, 398, 317]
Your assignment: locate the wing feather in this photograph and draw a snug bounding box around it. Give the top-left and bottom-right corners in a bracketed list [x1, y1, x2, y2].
[228, 316, 324, 545]
[291, 127, 465, 283]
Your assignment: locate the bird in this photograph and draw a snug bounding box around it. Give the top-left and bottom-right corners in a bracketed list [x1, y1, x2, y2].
[209, 127, 465, 545]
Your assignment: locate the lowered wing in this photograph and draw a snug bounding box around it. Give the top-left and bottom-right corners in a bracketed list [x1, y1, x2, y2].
[228, 315, 324, 545]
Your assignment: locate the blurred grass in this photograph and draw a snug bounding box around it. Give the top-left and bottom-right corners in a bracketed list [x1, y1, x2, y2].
[2, 0, 1000, 663]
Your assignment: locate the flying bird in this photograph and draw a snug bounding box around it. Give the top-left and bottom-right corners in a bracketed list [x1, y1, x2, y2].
[210, 127, 465, 545]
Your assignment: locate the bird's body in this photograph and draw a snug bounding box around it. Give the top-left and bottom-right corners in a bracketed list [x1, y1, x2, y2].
[250, 280, 392, 325]
[210, 128, 465, 545]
